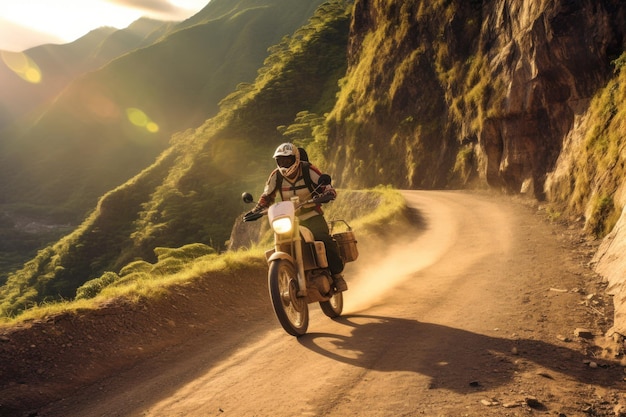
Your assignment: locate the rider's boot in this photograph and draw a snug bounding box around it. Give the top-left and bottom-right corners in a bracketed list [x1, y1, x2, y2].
[332, 274, 348, 292]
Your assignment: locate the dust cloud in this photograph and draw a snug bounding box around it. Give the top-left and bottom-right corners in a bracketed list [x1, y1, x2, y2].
[343, 196, 458, 313]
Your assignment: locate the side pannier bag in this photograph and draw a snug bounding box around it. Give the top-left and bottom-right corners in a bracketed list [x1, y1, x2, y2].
[332, 230, 358, 263]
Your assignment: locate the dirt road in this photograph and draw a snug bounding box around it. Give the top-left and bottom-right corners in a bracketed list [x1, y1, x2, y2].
[32, 191, 626, 416]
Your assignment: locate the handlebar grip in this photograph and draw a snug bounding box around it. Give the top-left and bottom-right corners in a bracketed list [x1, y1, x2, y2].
[243, 211, 264, 222]
[311, 194, 334, 205]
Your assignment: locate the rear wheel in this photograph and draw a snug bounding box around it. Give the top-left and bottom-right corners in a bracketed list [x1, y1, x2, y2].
[268, 259, 309, 336]
[320, 291, 343, 318]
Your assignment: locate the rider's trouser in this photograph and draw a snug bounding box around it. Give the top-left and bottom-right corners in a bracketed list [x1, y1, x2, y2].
[301, 214, 344, 275]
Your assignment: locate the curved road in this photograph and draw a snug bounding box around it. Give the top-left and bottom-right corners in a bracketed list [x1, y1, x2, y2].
[40, 191, 624, 416]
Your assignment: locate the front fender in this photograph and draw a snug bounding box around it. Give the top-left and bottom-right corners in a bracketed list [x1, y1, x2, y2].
[267, 251, 295, 265]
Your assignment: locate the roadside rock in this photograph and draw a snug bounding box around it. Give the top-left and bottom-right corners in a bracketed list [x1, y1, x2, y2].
[593, 205, 626, 337]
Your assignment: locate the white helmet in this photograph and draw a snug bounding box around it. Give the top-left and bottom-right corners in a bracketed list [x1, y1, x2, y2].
[273, 143, 300, 178]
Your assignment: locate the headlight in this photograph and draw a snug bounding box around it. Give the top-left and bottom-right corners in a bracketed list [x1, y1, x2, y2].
[268, 201, 295, 234]
[272, 217, 293, 234]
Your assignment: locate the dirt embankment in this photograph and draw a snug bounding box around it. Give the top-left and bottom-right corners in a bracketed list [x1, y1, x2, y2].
[0, 265, 273, 417]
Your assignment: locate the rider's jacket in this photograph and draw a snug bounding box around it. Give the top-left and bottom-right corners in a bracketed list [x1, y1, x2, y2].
[257, 162, 336, 221]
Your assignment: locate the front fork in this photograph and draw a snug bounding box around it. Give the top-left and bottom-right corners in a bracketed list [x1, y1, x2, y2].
[271, 197, 308, 297]
[292, 212, 308, 297]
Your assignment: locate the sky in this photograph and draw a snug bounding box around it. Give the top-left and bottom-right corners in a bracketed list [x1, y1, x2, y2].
[0, 0, 210, 52]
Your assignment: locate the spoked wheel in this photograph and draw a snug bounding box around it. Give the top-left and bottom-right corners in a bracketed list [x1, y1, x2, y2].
[320, 291, 343, 318]
[268, 259, 309, 336]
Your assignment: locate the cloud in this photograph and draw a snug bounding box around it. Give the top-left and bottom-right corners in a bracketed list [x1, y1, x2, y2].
[104, 0, 207, 19]
[106, 0, 178, 14]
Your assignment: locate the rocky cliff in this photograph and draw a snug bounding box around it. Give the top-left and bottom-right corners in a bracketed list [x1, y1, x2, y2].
[325, 0, 626, 336]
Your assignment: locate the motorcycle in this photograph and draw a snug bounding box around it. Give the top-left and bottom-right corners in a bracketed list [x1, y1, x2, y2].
[242, 175, 358, 336]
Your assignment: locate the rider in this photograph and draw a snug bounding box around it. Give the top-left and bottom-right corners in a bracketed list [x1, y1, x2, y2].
[247, 143, 347, 292]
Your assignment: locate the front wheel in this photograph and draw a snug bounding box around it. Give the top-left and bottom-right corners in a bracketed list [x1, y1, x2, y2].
[320, 291, 343, 318]
[268, 259, 309, 336]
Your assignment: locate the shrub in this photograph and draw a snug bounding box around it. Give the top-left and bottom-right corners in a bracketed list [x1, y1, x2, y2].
[75, 271, 120, 300]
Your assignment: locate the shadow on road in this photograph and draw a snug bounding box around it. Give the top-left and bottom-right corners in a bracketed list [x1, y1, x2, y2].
[298, 314, 622, 392]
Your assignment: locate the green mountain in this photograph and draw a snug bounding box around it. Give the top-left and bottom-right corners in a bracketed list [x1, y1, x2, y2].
[0, 0, 328, 223]
[0, 0, 328, 282]
[0, 19, 173, 281]
[0, 0, 352, 314]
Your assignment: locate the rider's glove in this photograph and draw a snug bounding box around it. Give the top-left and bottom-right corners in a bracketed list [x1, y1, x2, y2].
[243, 206, 264, 222]
[312, 191, 335, 205]
[322, 189, 336, 199]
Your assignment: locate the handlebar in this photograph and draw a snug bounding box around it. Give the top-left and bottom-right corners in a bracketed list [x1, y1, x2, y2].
[311, 193, 334, 205]
[242, 194, 333, 222]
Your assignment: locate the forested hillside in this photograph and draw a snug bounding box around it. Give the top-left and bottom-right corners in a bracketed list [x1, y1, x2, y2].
[0, 0, 352, 316]
[0, 0, 327, 224]
[0, 0, 328, 283]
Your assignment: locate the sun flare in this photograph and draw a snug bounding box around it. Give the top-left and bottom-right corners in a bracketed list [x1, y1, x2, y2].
[1, 51, 42, 83]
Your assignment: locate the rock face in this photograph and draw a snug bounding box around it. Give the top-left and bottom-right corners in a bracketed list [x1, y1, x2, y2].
[593, 207, 626, 336]
[479, 0, 624, 198]
[327, 0, 626, 335]
[330, 0, 625, 195]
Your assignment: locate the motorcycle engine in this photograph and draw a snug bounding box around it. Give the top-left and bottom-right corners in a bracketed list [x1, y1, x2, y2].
[308, 272, 331, 295]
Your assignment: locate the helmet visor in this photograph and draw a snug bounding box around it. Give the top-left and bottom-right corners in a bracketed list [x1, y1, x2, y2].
[276, 155, 296, 169]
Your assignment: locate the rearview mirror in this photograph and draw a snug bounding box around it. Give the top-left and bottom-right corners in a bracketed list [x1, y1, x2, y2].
[242, 192, 254, 204]
[318, 174, 331, 186]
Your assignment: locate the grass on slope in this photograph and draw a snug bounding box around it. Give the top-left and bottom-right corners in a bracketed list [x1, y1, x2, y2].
[0, 186, 410, 326]
[546, 52, 626, 237]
